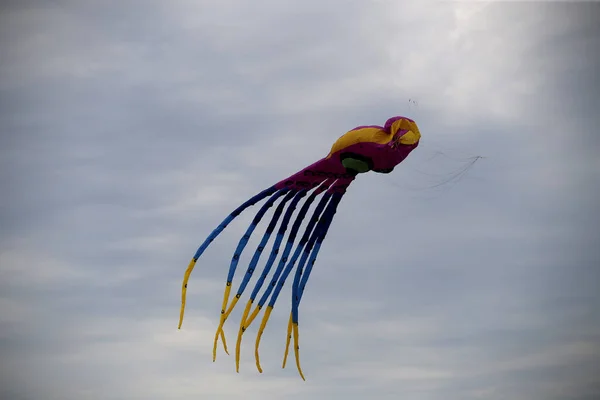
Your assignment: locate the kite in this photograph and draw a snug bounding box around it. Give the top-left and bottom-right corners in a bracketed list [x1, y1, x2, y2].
[178, 115, 421, 380]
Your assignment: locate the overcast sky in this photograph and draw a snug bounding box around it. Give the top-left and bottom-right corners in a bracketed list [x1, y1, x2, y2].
[1, 1, 599, 399]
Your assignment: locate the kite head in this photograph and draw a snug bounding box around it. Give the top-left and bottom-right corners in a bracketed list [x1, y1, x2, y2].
[385, 116, 421, 148]
[329, 116, 421, 175]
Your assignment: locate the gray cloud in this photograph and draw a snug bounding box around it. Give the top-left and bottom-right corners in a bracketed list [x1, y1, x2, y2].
[1, 1, 599, 399]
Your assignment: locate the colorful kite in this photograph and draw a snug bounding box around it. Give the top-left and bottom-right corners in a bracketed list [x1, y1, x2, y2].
[178, 116, 421, 380]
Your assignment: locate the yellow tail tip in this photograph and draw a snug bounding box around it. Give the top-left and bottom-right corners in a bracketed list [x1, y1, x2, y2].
[178, 258, 197, 330]
[254, 306, 273, 373]
[221, 329, 229, 355]
[293, 322, 306, 380]
[282, 313, 293, 369]
[255, 348, 263, 373]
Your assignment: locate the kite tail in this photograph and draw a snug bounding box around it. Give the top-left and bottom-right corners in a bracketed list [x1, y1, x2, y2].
[283, 191, 345, 379]
[213, 188, 294, 361]
[179, 185, 279, 330]
[255, 176, 355, 379]
[234, 179, 334, 372]
[234, 216, 291, 370]
[214, 188, 308, 366]
[244, 193, 332, 372]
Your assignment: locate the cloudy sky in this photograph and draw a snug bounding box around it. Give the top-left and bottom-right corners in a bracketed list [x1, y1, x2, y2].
[1, 0, 599, 399]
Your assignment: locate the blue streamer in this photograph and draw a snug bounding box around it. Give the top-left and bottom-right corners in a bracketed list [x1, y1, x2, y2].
[253, 192, 332, 309]
[292, 192, 344, 323]
[225, 188, 293, 284]
[265, 193, 337, 310]
[233, 189, 308, 297]
[190, 186, 279, 261]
